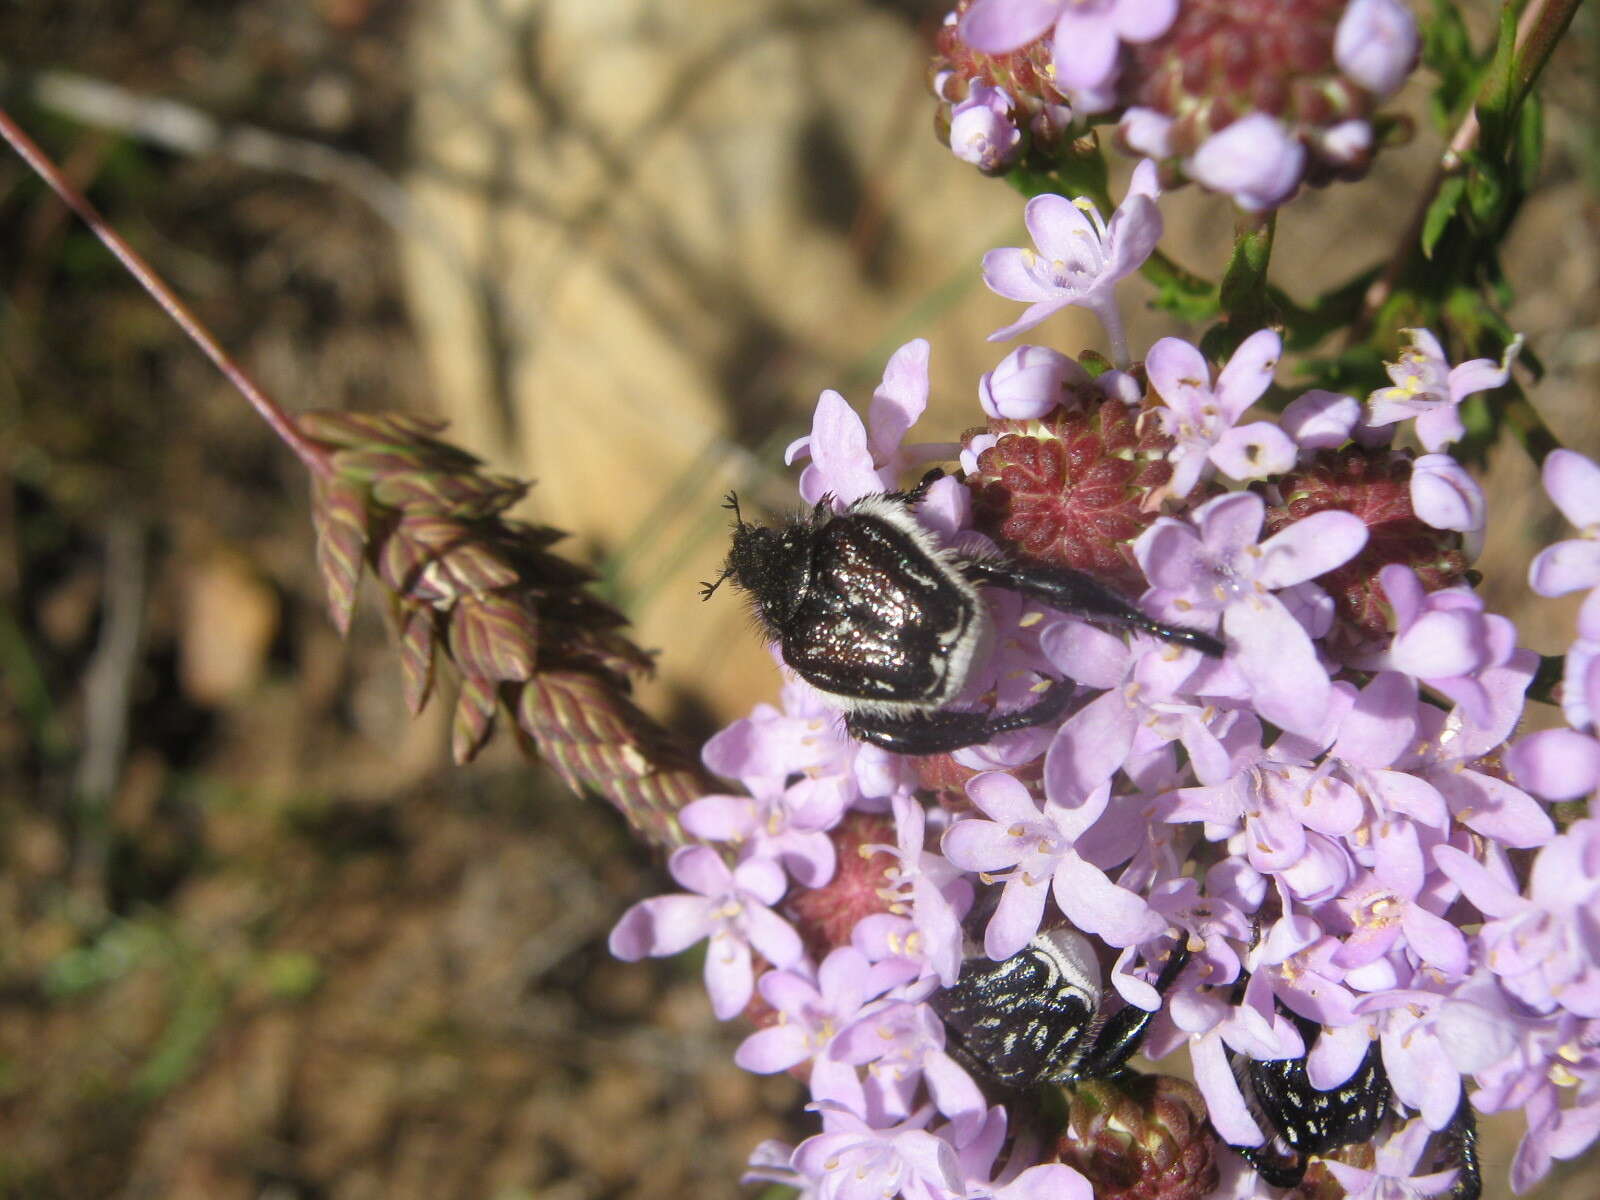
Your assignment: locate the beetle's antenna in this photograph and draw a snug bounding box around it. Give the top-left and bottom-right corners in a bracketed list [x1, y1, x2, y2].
[722, 491, 744, 524]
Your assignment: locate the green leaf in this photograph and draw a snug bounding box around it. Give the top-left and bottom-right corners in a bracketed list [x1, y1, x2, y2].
[1515, 93, 1545, 193]
[1463, 153, 1508, 226]
[1421, 175, 1467, 258]
[1420, 0, 1478, 123]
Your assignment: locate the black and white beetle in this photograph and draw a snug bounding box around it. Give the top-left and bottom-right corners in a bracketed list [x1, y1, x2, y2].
[702, 470, 1225, 755]
[930, 927, 1190, 1090]
[1230, 1008, 1482, 1199]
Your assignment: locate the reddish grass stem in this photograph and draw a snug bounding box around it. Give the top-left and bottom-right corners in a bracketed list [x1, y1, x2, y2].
[0, 104, 333, 479]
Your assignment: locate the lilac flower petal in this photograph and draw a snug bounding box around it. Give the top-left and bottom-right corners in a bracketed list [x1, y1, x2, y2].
[1282, 388, 1360, 448]
[951, 89, 1023, 171]
[1188, 114, 1305, 211]
[705, 935, 755, 1019]
[1256, 510, 1369, 589]
[1046, 690, 1137, 798]
[1432, 845, 1526, 919]
[1446, 346, 1518, 402]
[1226, 597, 1332, 737]
[1390, 610, 1484, 679]
[983, 247, 1053, 303]
[1051, 10, 1121, 90]
[1584, 590, 1600, 641]
[1211, 421, 1298, 480]
[1433, 767, 1553, 847]
[987, 872, 1051, 960]
[943, 818, 1027, 874]
[986, 299, 1071, 343]
[733, 855, 790, 906]
[1214, 328, 1282, 420]
[1567, 641, 1600, 732]
[1402, 905, 1469, 976]
[1052, 854, 1164, 946]
[759, 968, 818, 1013]
[980, 344, 1085, 420]
[1375, 769, 1450, 828]
[1335, 0, 1419, 96]
[1104, 193, 1163, 277]
[921, 1052, 987, 1146]
[608, 894, 710, 960]
[1433, 998, 1516, 1075]
[1126, 156, 1162, 202]
[1298, 775, 1364, 837]
[1114, 0, 1178, 42]
[1380, 562, 1425, 630]
[1544, 448, 1600, 528]
[1134, 519, 1205, 596]
[904, 1130, 969, 1193]
[1145, 336, 1211, 418]
[1508, 728, 1600, 800]
[1023, 192, 1100, 261]
[1192, 1033, 1264, 1144]
[1415, 404, 1467, 453]
[745, 903, 805, 968]
[736, 1023, 813, 1073]
[804, 389, 885, 506]
[1411, 453, 1486, 532]
[1041, 620, 1130, 688]
[965, 770, 1045, 827]
[680, 794, 753, 841]
[672, 844, 733, 895]
[1306, 1020, 1369, 1090]
[1049, 780, 1112, 840]
[1382, 1026, 1460, 1130]
[866, 339, 930, 463]
[959, 0, 1061, 53]
[1194, 489, 1267, 557]
[1333, 670, 1418, 767]
[1529, 539, 1600, 597]
[1120, 106, 1174, 157]
[995, 1163, 1094, 1200]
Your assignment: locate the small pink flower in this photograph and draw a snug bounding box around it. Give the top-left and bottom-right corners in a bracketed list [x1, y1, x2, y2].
[1366, 328, 1523, 452]
[982, 160, 1163, 363]
[608, 845, 803, 1019]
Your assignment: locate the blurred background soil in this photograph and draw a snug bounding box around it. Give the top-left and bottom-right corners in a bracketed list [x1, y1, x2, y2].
[0, 1, 1597, 1198]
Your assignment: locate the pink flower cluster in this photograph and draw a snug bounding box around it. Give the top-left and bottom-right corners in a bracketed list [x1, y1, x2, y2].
[606, 173, 1593, 1198]
[939, 0, 1420, 210]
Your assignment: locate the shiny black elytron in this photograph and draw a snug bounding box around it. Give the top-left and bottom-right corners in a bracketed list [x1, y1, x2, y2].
[702, 469, 1224, 755]
[931, 927, 1190, 1089]
[1232, 1008, 1482, 1199]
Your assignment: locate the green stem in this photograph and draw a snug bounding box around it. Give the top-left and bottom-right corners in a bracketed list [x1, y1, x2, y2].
[1355, 0, 1582, 339]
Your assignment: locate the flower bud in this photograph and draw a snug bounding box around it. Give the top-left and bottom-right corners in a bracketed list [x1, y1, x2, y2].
[1055, 1074, 1219, 1200]
[978, 344, 1089, 419]
[949, 82, 1023, 172]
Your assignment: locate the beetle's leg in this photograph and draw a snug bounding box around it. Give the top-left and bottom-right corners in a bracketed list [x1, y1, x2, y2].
[846, 677, 1079, 755]
[1232, 1146, 1308, 1191]
[1070, 939, 1191, 1081]
[1442, 1092, 1482, 1200]
[961, 557, 1225, 658]
[882, 467, 946, 508]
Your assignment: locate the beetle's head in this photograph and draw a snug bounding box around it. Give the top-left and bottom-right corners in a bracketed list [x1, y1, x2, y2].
[699, 493, 809, 621]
